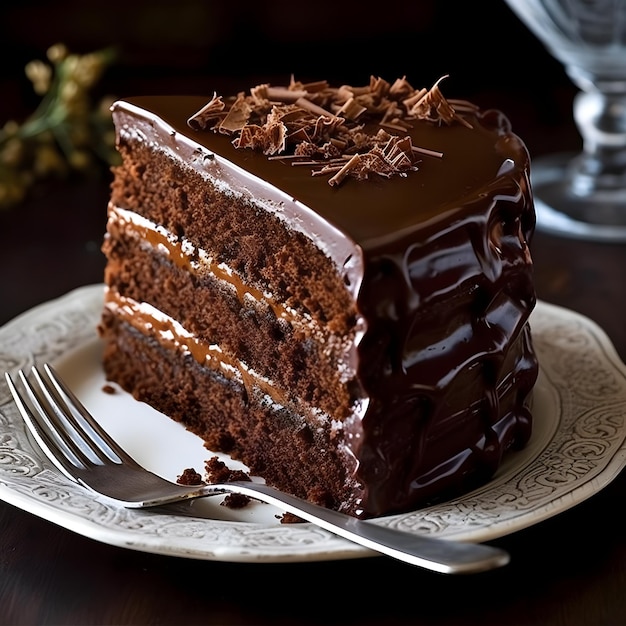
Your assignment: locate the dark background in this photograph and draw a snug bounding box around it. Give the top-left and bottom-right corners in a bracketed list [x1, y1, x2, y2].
[1, 0, 574, 148]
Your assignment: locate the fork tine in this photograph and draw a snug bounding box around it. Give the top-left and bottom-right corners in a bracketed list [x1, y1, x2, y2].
[28, 366, 111, 467]
[5, 365, 140, 480]
[37, 363, 137, 466]
[38, 364, 142, 470]
[5, 370, 82, 481]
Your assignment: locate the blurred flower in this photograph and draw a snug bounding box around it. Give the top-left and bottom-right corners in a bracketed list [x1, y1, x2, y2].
[0, 44, 119, 210]
[24, 60, 52, 95]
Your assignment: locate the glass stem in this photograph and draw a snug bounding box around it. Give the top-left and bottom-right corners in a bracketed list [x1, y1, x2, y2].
[568, 86, 626, 198]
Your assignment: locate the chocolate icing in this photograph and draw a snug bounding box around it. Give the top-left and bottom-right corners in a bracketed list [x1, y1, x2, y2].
[108, 86, 538, 517]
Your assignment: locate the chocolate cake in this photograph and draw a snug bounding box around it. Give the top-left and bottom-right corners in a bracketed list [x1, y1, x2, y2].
[99, 75, 539, 518]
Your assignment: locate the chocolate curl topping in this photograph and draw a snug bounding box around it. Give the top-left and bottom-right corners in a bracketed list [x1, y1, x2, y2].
[234, 121, 286, 155]
[187, 93, 225, 130]
[337, 97, 367, 121]
[187, 74, 471, 186]
[218, 93, 253, 134]
[409, 76, 473, 129]
[328, 154, 363, 187]
[251, 84, 308, 104]
[293, 97, 337, 120]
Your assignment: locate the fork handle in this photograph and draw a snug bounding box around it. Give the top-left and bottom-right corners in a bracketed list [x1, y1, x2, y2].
[200, 481, 509, 574]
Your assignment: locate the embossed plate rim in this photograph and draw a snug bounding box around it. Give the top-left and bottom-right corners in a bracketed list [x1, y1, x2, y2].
[1, 284, 626, 563]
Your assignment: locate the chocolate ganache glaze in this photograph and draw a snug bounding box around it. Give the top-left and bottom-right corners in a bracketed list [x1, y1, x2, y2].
[111, 76, 538, 517]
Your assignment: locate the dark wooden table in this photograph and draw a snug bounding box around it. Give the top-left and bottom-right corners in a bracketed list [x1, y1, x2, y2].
[2, 111, 626, 626]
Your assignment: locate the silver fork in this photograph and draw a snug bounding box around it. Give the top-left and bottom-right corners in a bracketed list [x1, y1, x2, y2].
[4, 364, 510, 574]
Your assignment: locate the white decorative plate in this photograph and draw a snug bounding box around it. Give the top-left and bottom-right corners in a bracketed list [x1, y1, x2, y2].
[1, 284, 626, 563]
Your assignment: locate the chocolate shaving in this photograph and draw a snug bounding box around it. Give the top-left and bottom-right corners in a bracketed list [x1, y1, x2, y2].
[294, 97, 337, 120]
[188, 74, 471, 186]
[218, 93, 253, 134]
[234, 119, 286, 155]
[328, 154, 363, 186]
[408, 75, 473, 129]
[413, 146, 444, 159]
[337, 97, 367, 121]
[251, 84, 308, 104]
[187, 93, 225, 130]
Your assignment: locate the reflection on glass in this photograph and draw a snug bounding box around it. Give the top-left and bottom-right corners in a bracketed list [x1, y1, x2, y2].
[505, 0, 626, 241]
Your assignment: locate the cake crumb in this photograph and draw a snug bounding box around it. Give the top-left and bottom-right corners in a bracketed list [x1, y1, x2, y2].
[205, 456, 251, 483]
[279, 512, 305, 524]
[177, 467, 204, 485]
[101, 384, 116, 394]
[222, 493, 253, 509]
[205, 456, 253, 509]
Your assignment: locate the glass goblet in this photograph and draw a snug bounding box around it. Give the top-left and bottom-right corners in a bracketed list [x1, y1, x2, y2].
[504, 0, 626, 242]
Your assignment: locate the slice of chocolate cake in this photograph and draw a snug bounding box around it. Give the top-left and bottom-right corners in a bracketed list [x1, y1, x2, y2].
[99, 75, 539, 518]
